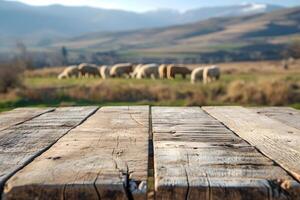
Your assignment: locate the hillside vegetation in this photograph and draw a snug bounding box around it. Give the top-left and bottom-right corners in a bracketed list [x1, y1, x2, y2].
[51, 7, 300, 63]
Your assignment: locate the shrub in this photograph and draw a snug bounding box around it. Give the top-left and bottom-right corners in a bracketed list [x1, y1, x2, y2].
[284, 41, 300, 59]
[0, 63, 24, 93]
[225, 80, 265, 104]
[260, 80, 293, 106]
[185, 92, 207, 106]
[225, 80, 298, 106]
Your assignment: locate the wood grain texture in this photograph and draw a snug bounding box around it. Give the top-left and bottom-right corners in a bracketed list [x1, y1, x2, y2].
[4, 106, 149, 200]
[153, 107, 300, 200]
[0, 106, 98, 193]
[251, 107, 300, 130]
[203, 106, 300, 183]
[0, 107, 54, 131]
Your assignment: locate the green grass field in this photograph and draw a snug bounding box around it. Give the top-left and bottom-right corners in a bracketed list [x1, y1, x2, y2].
[0, 73, 298, 112]
[1, 60, 300, 112]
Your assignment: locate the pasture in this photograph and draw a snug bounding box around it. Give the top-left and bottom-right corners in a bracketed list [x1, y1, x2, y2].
[0, 60, 300, 112]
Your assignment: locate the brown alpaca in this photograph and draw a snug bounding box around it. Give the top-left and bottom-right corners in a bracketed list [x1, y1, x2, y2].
[110, 63, 133, 78]
[78, 63, 100, 77]
[167, 65, 191, 79]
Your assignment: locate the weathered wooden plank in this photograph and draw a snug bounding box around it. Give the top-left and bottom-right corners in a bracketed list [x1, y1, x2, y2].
[153, 107, 300, 200]
[203, 106, 300, 183]
[0, 106, 98, 192]
[251, 107, 300, 130]
[0, 107, 54, 131]
[4, 106, 149, 200]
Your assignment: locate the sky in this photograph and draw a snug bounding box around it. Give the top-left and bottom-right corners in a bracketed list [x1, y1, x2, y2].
[6, 0, 300, 12]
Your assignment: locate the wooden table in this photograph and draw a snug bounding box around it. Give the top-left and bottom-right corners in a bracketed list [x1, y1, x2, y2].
[0, 106, 299, 200]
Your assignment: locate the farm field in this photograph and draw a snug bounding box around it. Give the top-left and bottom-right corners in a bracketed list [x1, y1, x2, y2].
[2, 2, 300, 199]
[0, 60, 300, 112]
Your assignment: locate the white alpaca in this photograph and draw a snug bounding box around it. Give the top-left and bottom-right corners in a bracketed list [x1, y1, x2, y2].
[191, 67, 205, 84]
[203, 66, 220, 84]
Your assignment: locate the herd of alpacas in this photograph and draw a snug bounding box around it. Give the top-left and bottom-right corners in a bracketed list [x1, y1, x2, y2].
[58, 63, 220, 84]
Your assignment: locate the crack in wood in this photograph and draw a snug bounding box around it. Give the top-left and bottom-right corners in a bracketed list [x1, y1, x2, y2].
[205, 173, 212, 200]
[130, 113, 146, 128]
[184, 168, 190, 200]
[93, 172, 102, 200]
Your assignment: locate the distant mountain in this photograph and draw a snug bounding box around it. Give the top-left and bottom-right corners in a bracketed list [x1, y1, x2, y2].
[179, 3, 282, 23]
[51, 6, 300, 63]
[0, 1, 283, 41]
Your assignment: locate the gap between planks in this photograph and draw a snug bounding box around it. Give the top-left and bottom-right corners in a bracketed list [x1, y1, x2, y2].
[147, 106, 155, 200]
[3, 106, 149, 200]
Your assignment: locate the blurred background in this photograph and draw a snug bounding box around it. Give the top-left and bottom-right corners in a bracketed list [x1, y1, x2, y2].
[0, 0, 300, 111]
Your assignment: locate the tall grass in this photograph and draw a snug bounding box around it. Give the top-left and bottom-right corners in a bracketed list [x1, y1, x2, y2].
[16, 78, 299, 107]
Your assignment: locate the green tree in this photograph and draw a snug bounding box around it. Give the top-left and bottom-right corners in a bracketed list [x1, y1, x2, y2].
[16, 41, 33, 69]
[283, 41, 300, 59]
[61, 46, 68, 65]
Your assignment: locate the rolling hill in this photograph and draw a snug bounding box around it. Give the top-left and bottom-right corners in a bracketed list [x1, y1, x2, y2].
[0, 0, 283, 50]
[50, 6, 300, 63]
